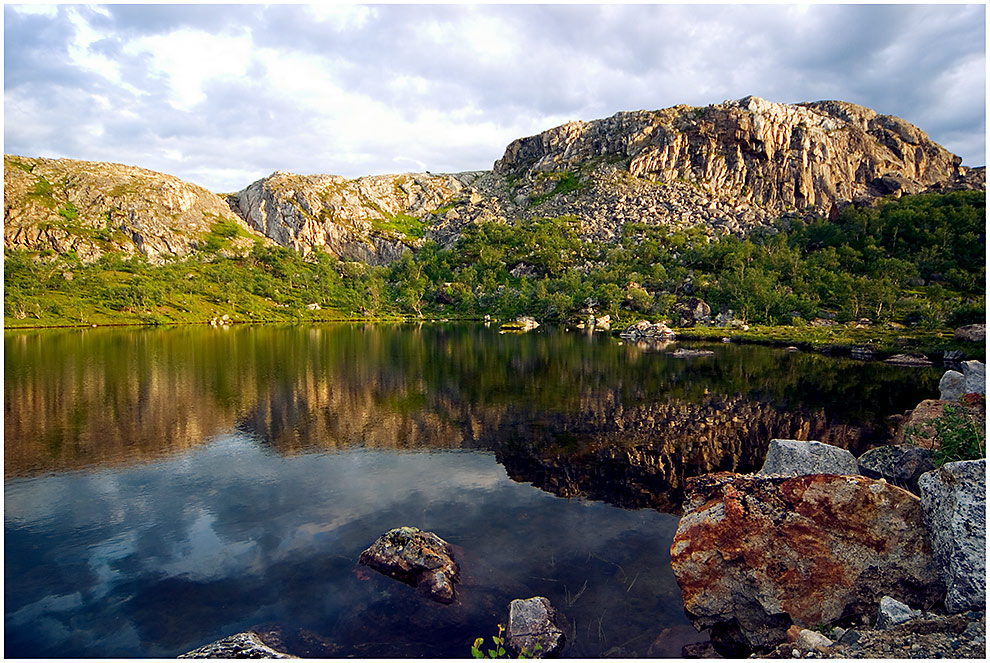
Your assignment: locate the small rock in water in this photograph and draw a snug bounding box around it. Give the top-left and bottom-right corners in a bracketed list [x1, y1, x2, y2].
[179, 631, 297, 658]
[358, 526, 460, 604]
[506, 596, 566, 657]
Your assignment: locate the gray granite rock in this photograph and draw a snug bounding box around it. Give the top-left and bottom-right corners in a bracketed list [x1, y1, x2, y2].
[857, 445, 935, 495]
[954, 324, 986, 343]
[919, 459, 987, 613]
[876, 596, 922, 630]
[939, 370, 966, 401]
[758, 439, 859, 477]
[506, 596, 566, 657]
[178, 632, 296, 658]
[961, 360, 985, 395]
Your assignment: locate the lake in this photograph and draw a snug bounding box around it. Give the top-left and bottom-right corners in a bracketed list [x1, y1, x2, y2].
[3, 323, 940, 657]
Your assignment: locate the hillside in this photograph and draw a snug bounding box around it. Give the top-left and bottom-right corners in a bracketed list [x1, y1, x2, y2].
[3, 97, 985, 342]
[3, 155, 263, 263]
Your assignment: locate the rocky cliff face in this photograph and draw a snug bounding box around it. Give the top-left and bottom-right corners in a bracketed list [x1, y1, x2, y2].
[424, 96, 983, 246]
[3, 155, 260, 263]
[226, 170, 485, 265]
[6, 97, 982, 265]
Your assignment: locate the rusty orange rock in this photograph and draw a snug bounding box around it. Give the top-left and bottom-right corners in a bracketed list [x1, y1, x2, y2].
[670, 473, 943, 656]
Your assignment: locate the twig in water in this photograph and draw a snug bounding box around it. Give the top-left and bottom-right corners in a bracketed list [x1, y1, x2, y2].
[565, 579, 588, 607]
[625, 571, 640, 593]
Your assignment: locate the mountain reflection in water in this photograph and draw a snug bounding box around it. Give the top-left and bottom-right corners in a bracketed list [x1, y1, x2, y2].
[5, 323, 936, 513]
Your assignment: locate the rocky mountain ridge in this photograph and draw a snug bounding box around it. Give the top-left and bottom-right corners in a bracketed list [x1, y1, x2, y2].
[3, 155, 264, 263]
[5, 97, 984, 264]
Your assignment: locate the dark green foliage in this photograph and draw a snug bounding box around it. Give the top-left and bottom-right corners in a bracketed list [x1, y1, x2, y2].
[4, 191, 985, 334]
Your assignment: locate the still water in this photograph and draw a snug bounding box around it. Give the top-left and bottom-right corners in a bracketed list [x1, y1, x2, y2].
[4, 323, 939, 657]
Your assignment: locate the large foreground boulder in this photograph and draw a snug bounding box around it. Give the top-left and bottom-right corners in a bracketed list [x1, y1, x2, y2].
[757, 439, 859, 476]
[505, 596, 566, 657]
[919, 459, 987, 613]
[358, 526, 460, 603]
[670, 473, 943, 656]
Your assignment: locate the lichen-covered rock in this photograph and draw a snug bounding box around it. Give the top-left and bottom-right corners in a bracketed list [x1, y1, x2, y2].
[757, 439, 859, 477]
[670, 473, 943, 656]
[178, 631, 297, 658]
[939, 370, 967, 401]
[506, 597, 566, 657]
[857, 444, 935, 495]
[919, 460, 987, 613]
[358, 526, 460, 603]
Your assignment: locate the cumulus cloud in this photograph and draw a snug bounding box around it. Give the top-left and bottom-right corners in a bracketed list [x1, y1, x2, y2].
[3, 3, 985, 192]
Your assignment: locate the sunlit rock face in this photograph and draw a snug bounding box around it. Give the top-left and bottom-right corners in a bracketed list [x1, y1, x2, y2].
[3, 155, 259, 263]
[670, 472, 943, 656]
[424, 96, 983, 247]
[227, 170, 483, 265]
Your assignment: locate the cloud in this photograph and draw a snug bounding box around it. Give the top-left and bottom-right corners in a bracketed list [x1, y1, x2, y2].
[4, 3, 985, 192]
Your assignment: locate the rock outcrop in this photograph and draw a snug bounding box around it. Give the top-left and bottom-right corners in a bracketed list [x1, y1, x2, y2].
[227, 170, 482, 265]
[358, 526, 460, 603]
[423, 96, 984, 247]
[919, 460, 987, 613]
[3, 155, 259, 263]
[670, 472, 943, 656]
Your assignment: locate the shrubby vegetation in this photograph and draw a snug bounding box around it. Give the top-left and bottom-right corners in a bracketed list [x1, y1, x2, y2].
[4, 191, 984, 335]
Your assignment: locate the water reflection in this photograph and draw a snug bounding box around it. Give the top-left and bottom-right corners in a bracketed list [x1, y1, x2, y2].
[5, 323, 938, 512]
[4, 439, 685, 657]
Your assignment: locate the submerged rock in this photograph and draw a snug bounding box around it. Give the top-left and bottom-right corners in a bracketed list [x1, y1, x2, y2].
[670, 348, 715, 358]
[506, 596, 566, 658]
[884, 354, 934, 366]
[358, 526, 460, 604]
[178, 631, 297, 658]
[757, 439, 859, 477]
[670, 472, 943, 656]
[919, 460, 987, 613]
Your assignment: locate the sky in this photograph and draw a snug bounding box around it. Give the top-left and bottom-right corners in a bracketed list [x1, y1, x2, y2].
[3, 2, 987, 193]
